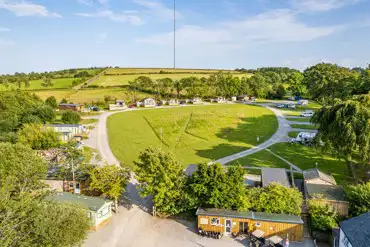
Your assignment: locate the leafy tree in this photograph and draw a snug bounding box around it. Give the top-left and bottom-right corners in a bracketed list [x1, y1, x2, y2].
[134, 147, 187, 216]
[60, 98, 68, 104]
[242, 73, 268, 98]
[61, 110, 81, 124]
[45, 96, 57, 109]
[287, 72, 306, 97]
[0, 142, 47, 193]
[18, 124, 60, 150]
[345, 182, 370, 216]
[312, 101, 370, 176]
[303, 63, 355, 104]
[271, 83, 286, 99]
[308, 200, 338, 232]
[174, 79, 185, 98]
[90, 164, 130, 212]
[187, 163, 248, 210]
[33, 105, 55, 123]
[41, 77, 53, 88]
[245, 183, 303, 215]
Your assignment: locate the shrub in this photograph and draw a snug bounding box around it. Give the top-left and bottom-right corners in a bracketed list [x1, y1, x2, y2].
[308, 200, 338, 232]
[61, 111, 81, 124]
[45, 96, 58, 109]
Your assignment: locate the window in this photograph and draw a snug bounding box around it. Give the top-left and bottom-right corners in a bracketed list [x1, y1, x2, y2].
[239, 222, 248, 234]
[211, 218, 220, 226]
[97, 206, 110, 218]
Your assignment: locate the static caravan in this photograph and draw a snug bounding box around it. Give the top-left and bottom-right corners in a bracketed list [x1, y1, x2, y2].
[196, 208, 303, 242]
[215, 97, 226, 103]
[168, 99, 179, 106]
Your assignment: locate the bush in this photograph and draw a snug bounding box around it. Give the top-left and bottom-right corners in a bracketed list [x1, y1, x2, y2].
[345, 182, 370, 216]
[308, 200, 338, 232]
[45, 96, 57, 109]
[18, 124, 60, 150]
[61, 111, 81, 124]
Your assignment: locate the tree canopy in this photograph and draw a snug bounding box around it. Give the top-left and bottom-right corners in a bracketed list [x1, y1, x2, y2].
[245, 182, 303, 215]
[90, 164, 130, 212]
[345, 182, 370, 217]
[61, 110, 81, 124]
[134, 147, 187, 216]
[18, 124, 60, 150]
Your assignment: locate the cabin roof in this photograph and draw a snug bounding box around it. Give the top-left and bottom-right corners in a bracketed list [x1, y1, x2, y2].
[306, 183, 347, 201]
[339, 212, 370, 247]
[196, 208, 303, 224]
[261, 168, 291, 188]
[59, 103, 79, 107]
[303, 168, 337, 185]
[46, 192, 112, 212]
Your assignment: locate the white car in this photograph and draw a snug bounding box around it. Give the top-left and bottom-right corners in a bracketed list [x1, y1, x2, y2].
[300, 112, 313, 117]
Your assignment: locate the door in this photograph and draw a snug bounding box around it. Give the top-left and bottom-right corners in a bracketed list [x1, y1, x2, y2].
[74, 182, 81, 194]
[225, 219, 232, 234]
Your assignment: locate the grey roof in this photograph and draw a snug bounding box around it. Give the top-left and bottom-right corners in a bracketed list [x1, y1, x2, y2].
[306, 183, 347, 201]
[262, 168, 291, 188]
[340, 212, 370, 247]
[196, 208, 303, 224]
[303, 168, 337, 185]
[185, 164, 197, 176]
[46, 124, 82, 128]
[46, 192, 112, 212]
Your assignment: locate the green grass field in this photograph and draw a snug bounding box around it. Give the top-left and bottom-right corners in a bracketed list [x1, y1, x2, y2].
[104, 68, 239, 75]
[291, 124, 318, 130]
[0, 78, 77, 91]
[228, 143, 353, 185]
[288, 131, 300, 138]
[92, 73, 251, 87]
[286, 117, 311, 122]
[107, 104, 278, 168]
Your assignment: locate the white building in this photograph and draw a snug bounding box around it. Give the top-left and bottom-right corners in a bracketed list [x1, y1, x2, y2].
[191, 97, 202, 104]
[109, 100, 127, 111]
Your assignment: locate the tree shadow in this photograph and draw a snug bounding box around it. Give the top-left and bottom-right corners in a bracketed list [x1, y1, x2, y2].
[120, 180, 153, 214]
[196, 143, 249, 161]
[216, 114, 277, 145]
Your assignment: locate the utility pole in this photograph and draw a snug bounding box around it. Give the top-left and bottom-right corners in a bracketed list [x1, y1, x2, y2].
[173, 0, 176, 69]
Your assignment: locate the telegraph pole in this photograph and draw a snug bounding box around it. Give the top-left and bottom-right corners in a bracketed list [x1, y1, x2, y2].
[173, 0, 176, 69]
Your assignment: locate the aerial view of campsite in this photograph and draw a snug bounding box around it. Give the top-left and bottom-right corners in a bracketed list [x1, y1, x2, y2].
[1, 1, 369, 247]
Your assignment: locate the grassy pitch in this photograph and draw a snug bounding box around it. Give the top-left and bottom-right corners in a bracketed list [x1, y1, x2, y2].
[107, 104, 277, 168]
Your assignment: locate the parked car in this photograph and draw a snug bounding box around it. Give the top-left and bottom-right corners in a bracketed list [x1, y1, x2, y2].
[300, 110, 313, 117]
[275, 104, 286, 108]
[129, 104, 135, 108]
[89, 106, 100, 111]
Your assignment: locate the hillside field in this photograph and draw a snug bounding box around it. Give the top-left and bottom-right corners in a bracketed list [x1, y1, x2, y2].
[92, 73, 251, 87]
[0, 78, 77, 91]
[104, 67, 239, 75]
[107, 104, 278, 168]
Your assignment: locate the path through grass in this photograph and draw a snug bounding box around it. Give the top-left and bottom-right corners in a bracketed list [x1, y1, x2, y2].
[107, 104, 278, 168]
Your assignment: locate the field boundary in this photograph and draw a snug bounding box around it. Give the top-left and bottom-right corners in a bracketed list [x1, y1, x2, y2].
[74, 69, 108, 90]
[142, 116, 170, 148]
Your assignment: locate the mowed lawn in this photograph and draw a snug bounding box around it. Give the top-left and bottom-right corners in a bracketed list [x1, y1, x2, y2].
[92, 73, 251, 87]
[107, 104, 278, 168]
[228, 143, 353, 185]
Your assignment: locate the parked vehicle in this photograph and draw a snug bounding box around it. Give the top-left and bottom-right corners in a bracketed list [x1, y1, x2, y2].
[297, 99, 308, 106]
[129, 104, 135, 108]
[275, 104, 286, 108]
[290, 132, 316, 145]
[300, 110, 313, 117]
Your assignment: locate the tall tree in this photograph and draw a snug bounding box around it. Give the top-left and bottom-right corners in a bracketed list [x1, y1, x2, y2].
[287, 71, 306, 97]
[303, 63, 355, 105]
[187, 163, 248, 210]
[0, 142, 47, 193]
[45, 96, 58, 109]
[134, 147, 187, 216]
[61, 110, 81, 124]
[312, 100, 370, 176]
[89, 164, 130, 212]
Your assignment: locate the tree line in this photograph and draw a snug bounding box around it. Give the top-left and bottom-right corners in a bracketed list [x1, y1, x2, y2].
[0, 67, 104, 89]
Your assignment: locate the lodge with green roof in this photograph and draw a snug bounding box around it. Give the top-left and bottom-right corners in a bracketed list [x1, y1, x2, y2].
[196, 208, 304, 242]
[47, 192, 113, 230]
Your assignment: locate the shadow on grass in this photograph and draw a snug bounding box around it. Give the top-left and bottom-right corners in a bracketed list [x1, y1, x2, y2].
[216, 115, 277, 145]
[196, 143, 248, 161]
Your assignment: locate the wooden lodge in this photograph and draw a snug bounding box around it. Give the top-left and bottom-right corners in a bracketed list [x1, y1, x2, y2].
[196, 208, 304, 242]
